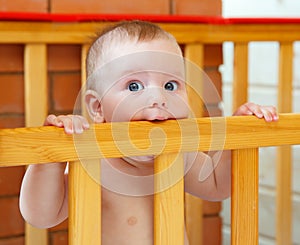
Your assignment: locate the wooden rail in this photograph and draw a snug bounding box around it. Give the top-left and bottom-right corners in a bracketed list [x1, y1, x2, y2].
[1, 114, 300, 166]
[1, 114, 300, 245]
[0, 15, 299, 244]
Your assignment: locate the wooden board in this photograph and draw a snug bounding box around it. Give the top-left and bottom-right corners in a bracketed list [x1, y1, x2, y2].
[1, 114, 300, 166]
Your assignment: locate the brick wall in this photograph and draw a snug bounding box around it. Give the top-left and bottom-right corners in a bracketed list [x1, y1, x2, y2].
[0, 1, 223, 244]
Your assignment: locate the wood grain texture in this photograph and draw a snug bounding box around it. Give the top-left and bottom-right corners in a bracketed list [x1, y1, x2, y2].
[69, 160, 101, 245]
[276, 42, 294, 245]
[1, 114, 300, 167]
[24, 43, 48, 245]
[1, 22, 300, 44]
[231, 148, 259, 245]
[185, 43, 204, 118]
[184, 43, 204, 245]
[24, 44, 48, 127]
[154, 153, 184, 245]
[232, 43, 248, 110]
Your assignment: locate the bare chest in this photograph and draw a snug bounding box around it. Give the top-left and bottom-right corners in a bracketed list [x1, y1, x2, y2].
[101, 188, 189, 245]
[101, 188, 154, 245]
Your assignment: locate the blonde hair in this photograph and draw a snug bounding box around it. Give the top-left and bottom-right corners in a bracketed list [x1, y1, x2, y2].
[86, 20, 181, 90]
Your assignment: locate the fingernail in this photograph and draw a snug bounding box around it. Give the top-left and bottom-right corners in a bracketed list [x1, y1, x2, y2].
[65, 128, 73, 134]
[76, 128, 83, 134]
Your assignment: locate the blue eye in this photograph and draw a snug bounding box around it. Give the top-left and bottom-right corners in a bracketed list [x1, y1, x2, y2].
[128, 81, 144, 91]
[164, 80, 178, 91]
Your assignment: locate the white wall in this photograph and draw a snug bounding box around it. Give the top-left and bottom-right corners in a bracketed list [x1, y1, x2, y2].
[223, 0, 300, 17]
[221, 0, 300, 244]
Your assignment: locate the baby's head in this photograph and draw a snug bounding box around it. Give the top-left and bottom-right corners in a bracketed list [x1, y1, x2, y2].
[86, 20, 182, 79]
[85, 21, 189, 123]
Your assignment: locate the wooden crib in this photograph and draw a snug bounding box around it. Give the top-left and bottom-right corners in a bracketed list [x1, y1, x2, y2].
[0, 13, 300, 245]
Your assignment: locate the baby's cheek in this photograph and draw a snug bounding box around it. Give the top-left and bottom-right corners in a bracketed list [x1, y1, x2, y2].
[112, 103, 143, 122]
[172, 100, 190, 118]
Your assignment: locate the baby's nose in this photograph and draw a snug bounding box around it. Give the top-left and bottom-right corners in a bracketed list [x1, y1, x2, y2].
[147, 88, 167, 108]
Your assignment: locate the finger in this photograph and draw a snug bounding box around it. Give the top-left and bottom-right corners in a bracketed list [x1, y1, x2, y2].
[66, 115, 90, 134]
[78, 115, 90, 129]
[44, 114, 63, 127]
[265, 106, 279, 121]
[260, 108, 273, 122]
[233, 103, 254, 116]
[262, 106, 279, 121]
[245, 103, 264, 118]
[56, 115, 74, 134]
[72, 115, 87, 134]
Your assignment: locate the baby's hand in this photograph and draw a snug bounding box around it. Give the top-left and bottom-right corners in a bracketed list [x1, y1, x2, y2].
[44, 114, 90, 134]
[233, 102, 278, 122]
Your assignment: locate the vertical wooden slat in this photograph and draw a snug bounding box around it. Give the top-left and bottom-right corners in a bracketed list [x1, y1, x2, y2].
[68, 160, 101, 245]
[276, 42, 294, 245]
[154, 153, 184, 245]
[184, 195, 203, 245]
[233, 43, 249, 111]
[24, 44, 48, 127]
[231, 148, 259, 245]
[81, 44, 89, 117]
[68, 44, 102, 244]
[185, 44, 204, 117]
[24, 44, 48, 245]
[184, 43, 204, 245]
[278, 42, 293, 113]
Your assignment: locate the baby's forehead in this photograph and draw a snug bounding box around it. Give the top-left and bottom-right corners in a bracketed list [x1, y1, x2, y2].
[104, 51, 185, 80]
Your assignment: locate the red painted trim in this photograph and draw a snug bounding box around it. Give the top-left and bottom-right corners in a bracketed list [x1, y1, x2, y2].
[0, 12, 225, 23]
[0, 12, 300, 24]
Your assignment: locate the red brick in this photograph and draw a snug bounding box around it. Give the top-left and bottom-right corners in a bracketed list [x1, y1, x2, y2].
[0, 197, 24, 237]
[204, 44, 223, 67]
[51, 73, 81, 112]
[203, 68, 222, 104]
[48, 45, 81, 72]
[0, 74, 24, 114]
[0, 167, 24, 196]
[172, 0, 221, 16]
[203, 216, 222, 244]
[49, 219, 68, 232]
[51, 0, 169, 14]
[0, 236, 24, 245]
[50, 231, 68, 245]
[0, 116, 25, 128]
[0, 0, 48, 13]
[0, 45, 23, 73]
[203, 200, 221, 215]
[203, 105, 222, 117]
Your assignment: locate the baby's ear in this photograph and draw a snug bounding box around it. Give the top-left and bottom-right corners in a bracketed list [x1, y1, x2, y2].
[85, 90, 104, 123]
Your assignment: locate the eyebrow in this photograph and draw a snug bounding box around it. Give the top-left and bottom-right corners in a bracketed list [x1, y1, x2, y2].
[119, 69, 185, 80]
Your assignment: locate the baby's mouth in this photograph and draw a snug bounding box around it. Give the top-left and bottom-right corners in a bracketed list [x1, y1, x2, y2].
[151, 115, 167, 121]
[129, 107, 175, 122]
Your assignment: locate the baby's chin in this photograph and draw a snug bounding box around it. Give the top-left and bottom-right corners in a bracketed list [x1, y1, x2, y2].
[123, 155, 155, 164]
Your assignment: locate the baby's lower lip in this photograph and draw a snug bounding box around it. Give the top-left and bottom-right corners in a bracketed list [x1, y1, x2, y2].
[152, 116, 166, 121]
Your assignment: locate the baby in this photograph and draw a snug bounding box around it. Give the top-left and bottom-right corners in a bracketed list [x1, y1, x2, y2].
[19, 21, 278, 245]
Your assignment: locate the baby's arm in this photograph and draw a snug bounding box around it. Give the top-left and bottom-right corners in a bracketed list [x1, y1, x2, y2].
[19, 115, 89, 228]
[185, 102, 278, 201]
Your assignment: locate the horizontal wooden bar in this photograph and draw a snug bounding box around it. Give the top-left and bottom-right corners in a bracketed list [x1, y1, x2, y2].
[1, 114, 300, 167]
[1, 22, 300, 44]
